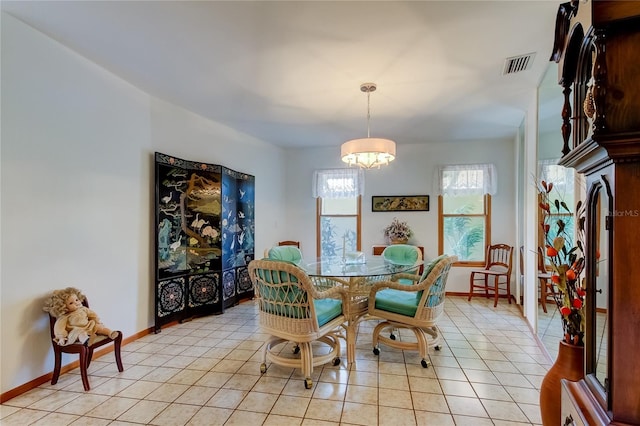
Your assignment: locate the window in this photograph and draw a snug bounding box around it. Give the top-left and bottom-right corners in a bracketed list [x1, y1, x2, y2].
[538, 161, 576, 251]
[437, 164, 496, 265]
[313, 169, 363, 258]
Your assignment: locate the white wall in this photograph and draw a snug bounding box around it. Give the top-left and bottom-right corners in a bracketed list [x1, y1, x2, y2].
[148, 97, 288, 262]
[539, 130, 563, 161]
[1, 13, 286, 394]
[285, 139, 517, 294]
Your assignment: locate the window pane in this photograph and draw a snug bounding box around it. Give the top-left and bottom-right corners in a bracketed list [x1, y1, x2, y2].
[542, 165, 575, 212]
[322, 197, 357, 215]
[443, 194, 484, 215]
[545, 214, 575, 247]
[443, 216, 486, 261]
[320, 216, 357, 258]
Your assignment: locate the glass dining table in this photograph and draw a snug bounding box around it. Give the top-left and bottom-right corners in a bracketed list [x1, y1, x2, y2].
[299, 255, 423, 364]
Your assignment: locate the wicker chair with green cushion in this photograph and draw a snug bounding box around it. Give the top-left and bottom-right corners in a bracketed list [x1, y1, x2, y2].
[381, 244, 423, 284]
[248, 259, 347, 389]
[368, 255, 457, 368]
[264, 245, 304, 264]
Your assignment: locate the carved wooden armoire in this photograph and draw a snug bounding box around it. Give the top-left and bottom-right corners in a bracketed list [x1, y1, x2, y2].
[551, 1, 640, 425]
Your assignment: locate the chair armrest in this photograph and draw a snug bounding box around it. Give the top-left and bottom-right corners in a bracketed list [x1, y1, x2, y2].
[310, 276, 349, 291]
[390, 272, 421, 284]
[369, 279, 425, 296]
[313, 285, 349, 306]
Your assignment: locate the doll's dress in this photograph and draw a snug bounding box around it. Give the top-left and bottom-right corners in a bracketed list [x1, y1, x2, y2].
[60, 307, 98, 345]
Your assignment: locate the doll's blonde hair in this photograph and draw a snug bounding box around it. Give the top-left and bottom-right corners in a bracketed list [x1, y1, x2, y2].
[43, 287, 87, 318]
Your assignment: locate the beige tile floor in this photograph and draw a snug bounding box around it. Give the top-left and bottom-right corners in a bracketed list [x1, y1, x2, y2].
[1, 296, 549, 425]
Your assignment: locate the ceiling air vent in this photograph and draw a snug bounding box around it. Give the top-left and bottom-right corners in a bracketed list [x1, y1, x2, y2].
[503, 53, 536, 75]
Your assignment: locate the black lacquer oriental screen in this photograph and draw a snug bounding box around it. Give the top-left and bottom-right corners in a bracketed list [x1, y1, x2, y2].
[154, 152, 255, 331]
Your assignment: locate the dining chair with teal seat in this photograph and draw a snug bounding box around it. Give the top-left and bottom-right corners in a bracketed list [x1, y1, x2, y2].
[381, 244, 423, 283]
[264, 245, 304, 264]
[368, 254, 456, 368]
[248, 259, 347, 389]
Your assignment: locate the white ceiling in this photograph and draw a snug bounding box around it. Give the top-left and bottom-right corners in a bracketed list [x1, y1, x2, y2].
[2, 0, 561, 149]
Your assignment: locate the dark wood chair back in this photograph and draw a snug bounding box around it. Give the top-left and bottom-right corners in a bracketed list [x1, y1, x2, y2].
[278, 240, 300, 249]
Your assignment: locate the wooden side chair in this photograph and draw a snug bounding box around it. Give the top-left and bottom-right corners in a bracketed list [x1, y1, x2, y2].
[468, 244, 514, 307]
[537, 246, 555, 313]
[47, 299, 123, 391]
[278, 240, 300, 249]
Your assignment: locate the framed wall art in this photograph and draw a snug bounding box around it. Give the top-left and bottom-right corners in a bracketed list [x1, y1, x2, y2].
[372, 195, 429, 212]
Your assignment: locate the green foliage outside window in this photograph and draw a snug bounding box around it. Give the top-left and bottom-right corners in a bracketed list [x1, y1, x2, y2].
[443, 204, 485, 261]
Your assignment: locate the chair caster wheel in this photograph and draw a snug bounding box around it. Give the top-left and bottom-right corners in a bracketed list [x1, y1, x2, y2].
[293, 345, 300, 355]
[260, 363, 267, 374]
[304, 378, 312, 389]
[373, 347, 380, 355]
[390, 334, 396, 340]
[332, 357, 341, 366]
[421, 359, 430, 368]
[435, 345, 442, 351]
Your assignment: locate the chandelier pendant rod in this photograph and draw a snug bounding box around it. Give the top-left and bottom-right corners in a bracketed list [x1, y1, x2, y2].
[366, 89, 371, 139]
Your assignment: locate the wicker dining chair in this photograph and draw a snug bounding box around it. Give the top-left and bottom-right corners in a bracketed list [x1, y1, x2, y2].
[368, 255, 456, 368]
[248, 259, 347, 389]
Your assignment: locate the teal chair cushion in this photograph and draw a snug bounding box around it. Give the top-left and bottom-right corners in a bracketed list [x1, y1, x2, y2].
[256, 267, 308, 318]
[313, 298, 343, 326]
[374, 288, 418, 317]
[382, 245, 421, 285]
[266, 246, 303, 264]
[382, 244, 420, 264]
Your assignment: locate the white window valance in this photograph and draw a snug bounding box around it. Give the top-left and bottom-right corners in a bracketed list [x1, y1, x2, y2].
[538, 159, 575, 194]
[436, 163, 497, 196]
[537, 158, 560, 175]
[313, 168, 364, 198]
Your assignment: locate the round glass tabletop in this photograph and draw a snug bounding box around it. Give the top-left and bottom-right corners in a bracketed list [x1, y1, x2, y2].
[301, 255, 422, 278]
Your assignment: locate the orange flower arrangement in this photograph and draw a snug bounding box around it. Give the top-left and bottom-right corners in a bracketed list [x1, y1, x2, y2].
[538, 179, 586, 346]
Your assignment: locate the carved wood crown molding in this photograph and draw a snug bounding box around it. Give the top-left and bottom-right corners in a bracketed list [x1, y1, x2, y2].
[559, 138, 611, 175]
[550, 2, 578, 63]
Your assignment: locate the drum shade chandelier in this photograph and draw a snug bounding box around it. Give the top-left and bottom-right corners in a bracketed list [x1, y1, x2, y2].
[341, 83, 396, 169]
